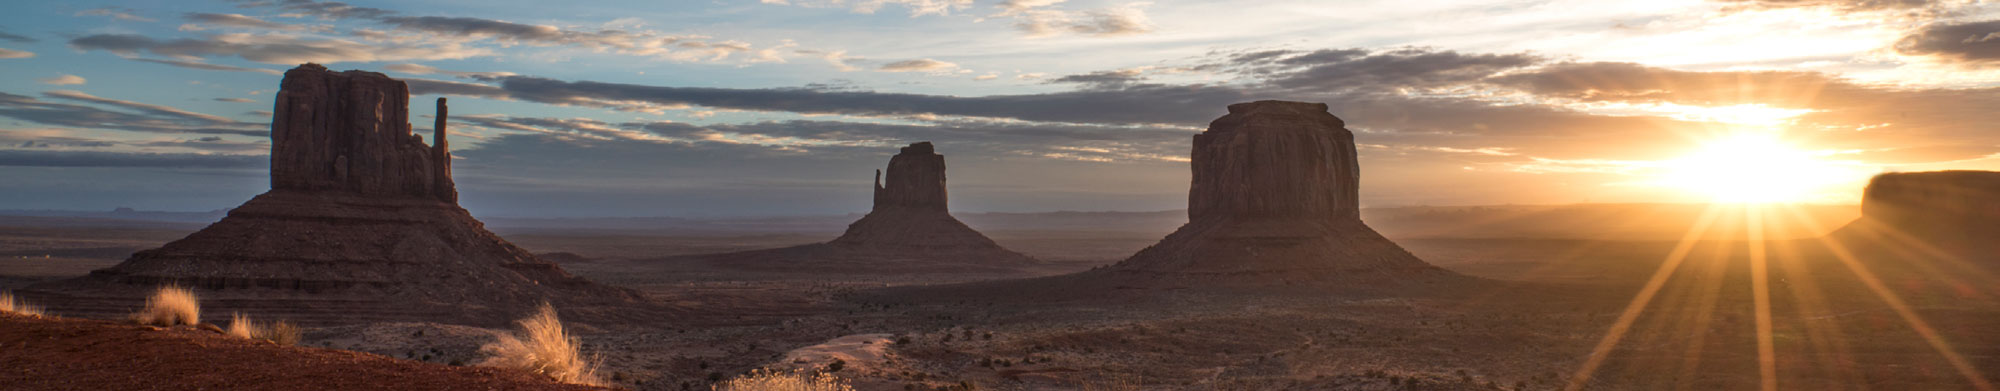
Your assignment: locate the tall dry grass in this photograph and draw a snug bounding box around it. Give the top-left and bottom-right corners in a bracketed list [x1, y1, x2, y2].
[131, 285, 200, 326]
[0, 291, 47, 316]
[227, 312, 301, 345]
[481, 303, 603, 386]
[713, 369, 854, 391]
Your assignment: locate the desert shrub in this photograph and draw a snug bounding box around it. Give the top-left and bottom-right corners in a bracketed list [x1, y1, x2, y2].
[228, 312, 260, 338]
[713, 369, 853, 391]
[132, 286, 200, 326]
[0, 291, 47, 316]
[229, 312, 300, 345]
[1080, 374, 1142, 391]
[481, 303, 603, 386]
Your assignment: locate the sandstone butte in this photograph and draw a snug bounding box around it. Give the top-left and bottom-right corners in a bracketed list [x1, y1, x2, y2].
[20, 64, 643, 327]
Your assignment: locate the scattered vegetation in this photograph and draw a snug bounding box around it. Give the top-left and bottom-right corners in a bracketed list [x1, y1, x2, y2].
[227, 312, 301, 345]
[480, 303, 603, 386]
[131, 286, 200, 326]
[713, 369, 854, 391]
[0, 291, 47, 316]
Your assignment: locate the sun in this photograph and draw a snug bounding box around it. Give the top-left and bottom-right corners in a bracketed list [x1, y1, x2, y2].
[1660, 133, 1852, 204]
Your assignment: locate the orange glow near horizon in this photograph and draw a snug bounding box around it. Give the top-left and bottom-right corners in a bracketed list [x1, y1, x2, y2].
[1660, 132, 1862, 204]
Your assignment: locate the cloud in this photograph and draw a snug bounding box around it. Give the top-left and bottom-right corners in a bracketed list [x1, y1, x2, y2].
[245, 0, 395, 20]
[76, 7, 156, 22]
[43, 90, 238, 124]
[405, 78, 510, 98]
[68, 33, 491, 65]
[456, 115, 664, 141]
[0, 48, 32, 59]
[1895, 20, 2000, 68]
[1711, 0, 1946, 13]
[1232, 47, 1541, 91]
[1012, 3, 1154, 37]
[182, 13, 306, 31]
[1490, 61, 2000, 158]
[0, 29, 33, 43]
[38, 75, 86, 86]
[129, 58, 285, 74]
[0, 91, 265, 136]
[493, 75, 1248, 124]
[878, 58, 958, 72]
[0, 150, 264, 169]
[383, 63, 516, 80]
[214, 98, 255, 103]
[1048, 68, 1146, 87]
[762, 0, 975, 17]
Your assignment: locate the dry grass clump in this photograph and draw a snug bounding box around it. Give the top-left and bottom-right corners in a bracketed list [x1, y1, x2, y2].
[227, 312, 301, 345]
[1080, 374, 1143, 391]
[0, 291, 47, 316]
[481, 303, 603, 386]
[132, 286, 200, 326]
[713, 369, 854, 391]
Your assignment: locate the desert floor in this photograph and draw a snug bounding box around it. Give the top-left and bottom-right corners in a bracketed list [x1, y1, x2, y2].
[1, 214, 1993, 390]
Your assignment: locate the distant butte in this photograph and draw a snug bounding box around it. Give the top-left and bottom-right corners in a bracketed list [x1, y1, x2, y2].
[21, 64, 644, 327]
[1833, 170, 2000, 264]
[874, 101, 1463, 301]
[1103, 100, 1453, 280]
[659, 142, 1040, 275]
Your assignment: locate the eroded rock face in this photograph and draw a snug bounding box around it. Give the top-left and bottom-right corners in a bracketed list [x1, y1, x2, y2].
[870, 142, 948, 213]
[1837, 171, 2000, 258]
[271, 64, 455, 203]
[23, 64, 640, 327]
[1108, 100, 1448, 278]
[1190, 101, 1359, 221]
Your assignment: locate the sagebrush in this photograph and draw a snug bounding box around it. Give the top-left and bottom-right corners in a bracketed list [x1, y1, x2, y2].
[227, 312, 300, 345]
[132, 286, 200, 326]
[481, 303, 602, 386]
[0, 291, 46, 316]
[713, 369, 854, 391]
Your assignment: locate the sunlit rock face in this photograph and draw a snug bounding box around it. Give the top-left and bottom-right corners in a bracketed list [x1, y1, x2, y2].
[1108, 100, 1450, 278]
[270, 64, 455, 203]
[1838, 171, 2000, 258]
[23, 64, 640, 327]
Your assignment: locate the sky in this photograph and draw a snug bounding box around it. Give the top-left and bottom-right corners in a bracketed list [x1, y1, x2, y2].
[0, 0, 1996, 217]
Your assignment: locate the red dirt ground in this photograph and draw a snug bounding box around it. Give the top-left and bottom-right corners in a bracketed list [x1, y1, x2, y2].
[0, 313, 606, 391]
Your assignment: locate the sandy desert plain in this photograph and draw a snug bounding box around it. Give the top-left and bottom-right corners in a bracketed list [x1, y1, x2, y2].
[3, 201, 1994, 391]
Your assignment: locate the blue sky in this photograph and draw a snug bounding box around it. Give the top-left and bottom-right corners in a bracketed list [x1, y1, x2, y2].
[2, 0, 1997, 216]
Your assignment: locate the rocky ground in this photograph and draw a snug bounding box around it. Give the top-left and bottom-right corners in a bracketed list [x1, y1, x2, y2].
[0, 312, 604, 391]
[3, 224, 1995, 390]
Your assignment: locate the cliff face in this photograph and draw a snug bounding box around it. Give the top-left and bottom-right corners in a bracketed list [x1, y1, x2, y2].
[1107, 100, 1449, 278]
[1837, 171, 2000, 258]
[871, 142, 949, 213]
[270, 64, 455, 203]
[24, 64, 639, 327]
[1189, 101, 1359, 221]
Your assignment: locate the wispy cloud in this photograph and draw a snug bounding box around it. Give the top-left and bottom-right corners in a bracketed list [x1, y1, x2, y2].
[38, 75, 86, 86]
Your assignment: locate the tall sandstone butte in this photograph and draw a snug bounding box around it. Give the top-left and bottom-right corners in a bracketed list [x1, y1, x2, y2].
[23, 64, 639, 326]
[673, 142, 1038, 273]
[1835, 171, 2000, 261]
[1107, 100, 1449, 278]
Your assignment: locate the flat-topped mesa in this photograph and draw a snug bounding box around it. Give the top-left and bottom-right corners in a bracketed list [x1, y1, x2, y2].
[1839, 171, 2000, 255]
[270, 63, 455, 203]
[872, 142, 948, 212]
[1106, 100, 1446, 277]
[1190, 100, 1359, 222]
